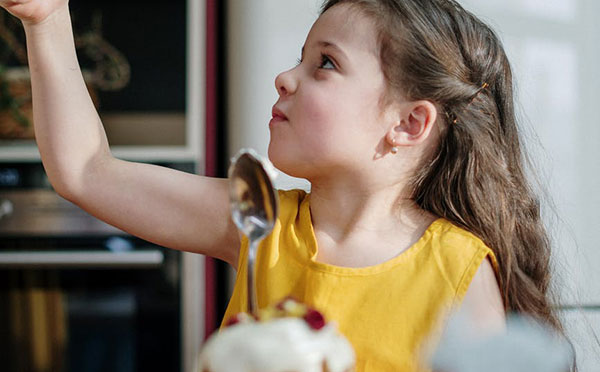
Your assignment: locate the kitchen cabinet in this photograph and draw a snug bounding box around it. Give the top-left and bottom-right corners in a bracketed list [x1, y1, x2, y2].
[0, 0, 205, 164]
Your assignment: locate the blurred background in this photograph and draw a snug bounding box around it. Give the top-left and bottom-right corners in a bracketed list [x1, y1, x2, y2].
[0, 0, 598, 371]
[0, 0, 206, 371]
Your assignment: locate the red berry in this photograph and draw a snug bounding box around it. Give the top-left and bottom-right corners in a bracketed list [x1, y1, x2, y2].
[225, 314, 241, 327]
[303, 309, 326, 330]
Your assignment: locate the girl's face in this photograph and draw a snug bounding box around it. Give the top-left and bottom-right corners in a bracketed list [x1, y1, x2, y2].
[268, 4, 395, 181]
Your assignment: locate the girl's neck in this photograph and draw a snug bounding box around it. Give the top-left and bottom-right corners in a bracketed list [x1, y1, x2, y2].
[308, 177, 436, 243]
[306, 178, 437, 267]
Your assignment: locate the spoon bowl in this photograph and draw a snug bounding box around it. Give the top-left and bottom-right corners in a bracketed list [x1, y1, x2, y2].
[228, 149, 279, 314]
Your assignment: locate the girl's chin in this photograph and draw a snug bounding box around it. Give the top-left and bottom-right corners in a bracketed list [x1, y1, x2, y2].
[268, 147, 310, 180]
[268, 153, 297, 177]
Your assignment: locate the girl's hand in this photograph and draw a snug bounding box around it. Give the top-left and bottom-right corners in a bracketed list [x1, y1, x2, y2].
[0, 0, 68, 25]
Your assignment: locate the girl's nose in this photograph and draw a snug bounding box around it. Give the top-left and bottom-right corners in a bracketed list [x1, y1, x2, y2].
[275, 68, 297, 97]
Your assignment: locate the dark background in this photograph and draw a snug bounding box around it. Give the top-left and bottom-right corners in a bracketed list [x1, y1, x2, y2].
[0, 0, 231, 338]
[69, 0, 187, 112]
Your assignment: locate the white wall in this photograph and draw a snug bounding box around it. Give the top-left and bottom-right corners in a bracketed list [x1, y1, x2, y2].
[226, 0, 320, 190]
[459, 0, 600, 369]
[461, 0, 600, 307]
[226, 0, 600, 369]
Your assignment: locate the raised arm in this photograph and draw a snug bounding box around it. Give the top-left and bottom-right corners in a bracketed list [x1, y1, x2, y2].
[1, 0, 240, 265]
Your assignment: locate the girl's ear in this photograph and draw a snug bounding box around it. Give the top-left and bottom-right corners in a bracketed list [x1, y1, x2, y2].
[388, 100, 438, 147]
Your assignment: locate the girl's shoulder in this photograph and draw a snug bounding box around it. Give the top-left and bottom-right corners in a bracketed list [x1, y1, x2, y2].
[426, 218, 499, 291]
[429, 218, 491, 254]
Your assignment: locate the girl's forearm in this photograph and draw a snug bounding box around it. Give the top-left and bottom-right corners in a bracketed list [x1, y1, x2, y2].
[23, 4, 111, 197]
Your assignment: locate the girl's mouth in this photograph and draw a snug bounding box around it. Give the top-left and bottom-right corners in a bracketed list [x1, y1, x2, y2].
[270, 106, 288, 126]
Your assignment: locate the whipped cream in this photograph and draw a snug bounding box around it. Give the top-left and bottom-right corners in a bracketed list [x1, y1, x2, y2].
[197, 317, 355, 372]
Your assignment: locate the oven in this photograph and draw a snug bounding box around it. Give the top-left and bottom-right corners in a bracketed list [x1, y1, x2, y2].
[0, 163, 205, 372]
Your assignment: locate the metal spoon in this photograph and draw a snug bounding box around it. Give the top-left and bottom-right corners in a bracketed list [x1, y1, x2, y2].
[228, 149, 279, 315]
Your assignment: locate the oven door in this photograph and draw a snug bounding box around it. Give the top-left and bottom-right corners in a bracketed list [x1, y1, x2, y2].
[0, 190, 182, 372]
[0, 248, 181, 372]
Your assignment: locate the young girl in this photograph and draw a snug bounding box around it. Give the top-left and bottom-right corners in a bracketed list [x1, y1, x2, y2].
[1, 0, 565, 370]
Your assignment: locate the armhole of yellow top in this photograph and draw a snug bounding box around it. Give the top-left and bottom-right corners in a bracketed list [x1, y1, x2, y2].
[235, 234, 249, 274]
[454, 246, 500, 304]
[219, 234, 248, 329]
[233, 188, 296, 274]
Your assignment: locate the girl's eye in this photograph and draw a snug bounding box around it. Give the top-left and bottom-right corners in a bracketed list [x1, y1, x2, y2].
[319, 54, 335, 70]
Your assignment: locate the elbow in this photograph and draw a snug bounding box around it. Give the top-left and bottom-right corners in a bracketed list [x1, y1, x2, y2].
[43, 151, 111, 205]
[46, 166, 85, 204]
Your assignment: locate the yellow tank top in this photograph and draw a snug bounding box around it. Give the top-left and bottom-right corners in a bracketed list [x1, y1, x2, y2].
[223, 189, 498, 371]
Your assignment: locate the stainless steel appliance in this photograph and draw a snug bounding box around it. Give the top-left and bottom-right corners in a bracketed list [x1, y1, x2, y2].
[0, 163, 201, 372]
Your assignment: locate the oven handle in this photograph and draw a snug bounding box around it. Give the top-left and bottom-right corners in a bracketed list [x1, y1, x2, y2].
[0, 250, 164, 268]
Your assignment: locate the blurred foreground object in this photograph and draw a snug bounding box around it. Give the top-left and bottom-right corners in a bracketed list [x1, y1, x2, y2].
[197, 297, 355, 372]
[430, 313, 573, 372]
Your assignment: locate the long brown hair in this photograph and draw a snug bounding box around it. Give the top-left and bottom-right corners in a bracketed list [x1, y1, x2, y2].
[320, 0, 563, 332]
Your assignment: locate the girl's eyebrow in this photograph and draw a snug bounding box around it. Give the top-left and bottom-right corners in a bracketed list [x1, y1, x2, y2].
[301, 40, 348, 62]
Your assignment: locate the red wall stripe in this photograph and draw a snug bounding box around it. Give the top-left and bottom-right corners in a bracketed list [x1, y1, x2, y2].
[204, 0, 218, 339]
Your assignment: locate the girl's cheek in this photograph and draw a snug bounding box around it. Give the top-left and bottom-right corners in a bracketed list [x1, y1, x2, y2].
[300, 91, 339, 129]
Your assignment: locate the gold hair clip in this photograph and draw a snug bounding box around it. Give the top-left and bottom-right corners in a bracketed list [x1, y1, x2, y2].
[472, 82, 489, 100]
[448, 82, 489, 125]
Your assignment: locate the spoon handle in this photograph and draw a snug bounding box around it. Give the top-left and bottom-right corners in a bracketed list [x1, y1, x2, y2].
[247, 238, 259, 314]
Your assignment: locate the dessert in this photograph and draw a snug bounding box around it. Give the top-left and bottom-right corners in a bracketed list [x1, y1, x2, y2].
[197, 298, 355, 372]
